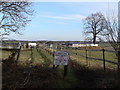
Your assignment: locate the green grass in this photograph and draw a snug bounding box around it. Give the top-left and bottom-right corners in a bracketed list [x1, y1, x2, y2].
[19, 49, 31, 61]
[36, 47, 81, 88]
[62, 47, 118, 70]
[37, 48, 53, 67]
[1, 50, 12, 59]
[18, 48, 45, 66]
[54, 68, 80, 88]
[2, 46, 118, 70]
[2, 47, 119, 88]
[31, 48, 43, 65]
[99, 42, 115, 50]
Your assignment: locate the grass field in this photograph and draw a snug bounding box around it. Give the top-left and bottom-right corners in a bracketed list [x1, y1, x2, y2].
[1, 45, 118, 70]
[99, 42, 115, 50]
[60, 46, 118, 70]
[1, 50, 12, 59]
[2, 45, 120, 88]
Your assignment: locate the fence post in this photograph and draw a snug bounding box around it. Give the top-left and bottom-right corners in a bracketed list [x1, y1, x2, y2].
[103, 49, 106, 72]
[118, 50, 120, 72]
[76, 48, 77, 55]
[16, 46, 21, 64]
[64, 65, 68, 76]
[117, 50, 120, 88]
[88, 50, 91, 67]
[86, 49, 88, 66]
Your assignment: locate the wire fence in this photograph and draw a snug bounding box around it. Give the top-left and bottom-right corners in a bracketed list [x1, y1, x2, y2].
[42, 46, 120, 72]
[67, 47, 120, 72]
[2, 47, 21, 64]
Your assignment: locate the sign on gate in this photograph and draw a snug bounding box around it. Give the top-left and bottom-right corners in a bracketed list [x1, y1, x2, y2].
[54, 51, 69, 65]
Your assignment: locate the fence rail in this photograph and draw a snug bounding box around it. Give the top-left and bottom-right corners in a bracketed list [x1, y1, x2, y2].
[67, 47, 120, 72]
[69, 50, 119, 65]
[2, 47, 21, 63]
[40, 46, 120, 72]
[105, 49, 117, 53]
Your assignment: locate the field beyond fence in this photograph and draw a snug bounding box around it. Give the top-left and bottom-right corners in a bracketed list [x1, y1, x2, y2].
[1, 45, 120, 88]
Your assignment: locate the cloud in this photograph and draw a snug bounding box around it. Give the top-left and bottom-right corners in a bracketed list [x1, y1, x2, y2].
[40, 14, 86, 21]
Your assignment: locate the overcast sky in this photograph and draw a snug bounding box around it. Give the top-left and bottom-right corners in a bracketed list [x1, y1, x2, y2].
[8, 1, 118, 41]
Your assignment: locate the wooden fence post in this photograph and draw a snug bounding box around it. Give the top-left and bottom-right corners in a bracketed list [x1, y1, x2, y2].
[88, 50, 91, 67]
[64, 65, 68, 76]
[16, 46, 21, 64]
[76, 48, 78, 55]
[86, 49, 88, 66]
[103, 49, 106, 72]
[118, 50, 120, 72]
[117, 50, 120, 88]
[53, 65, 55, 69]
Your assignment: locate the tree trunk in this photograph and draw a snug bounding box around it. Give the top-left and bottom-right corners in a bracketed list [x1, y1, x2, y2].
[93, 35, 96, 44]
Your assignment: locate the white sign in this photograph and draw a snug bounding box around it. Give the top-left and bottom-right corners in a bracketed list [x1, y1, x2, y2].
[54, 51, 69, 65]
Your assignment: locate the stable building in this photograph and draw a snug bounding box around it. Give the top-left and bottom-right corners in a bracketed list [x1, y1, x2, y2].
[28, 43, 37, 48]
[64, 42, 98, 48]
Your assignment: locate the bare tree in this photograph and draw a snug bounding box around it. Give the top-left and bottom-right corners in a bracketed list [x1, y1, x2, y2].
[83, 12, 107, 44]
[103, 16, 120, 52]
[102, 7, 120, 72]
[0, 1, 33, 37]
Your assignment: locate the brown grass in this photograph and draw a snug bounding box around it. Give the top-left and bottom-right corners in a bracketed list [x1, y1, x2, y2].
[2, 57, 63, 89]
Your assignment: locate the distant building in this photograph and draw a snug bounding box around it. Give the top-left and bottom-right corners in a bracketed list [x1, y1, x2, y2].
[28, 43, 37, 48]
[64, 42, 98, 48]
